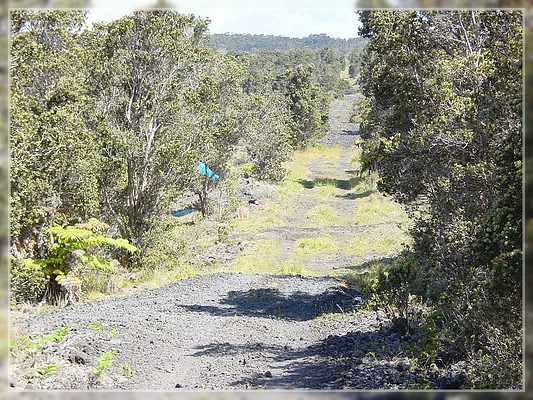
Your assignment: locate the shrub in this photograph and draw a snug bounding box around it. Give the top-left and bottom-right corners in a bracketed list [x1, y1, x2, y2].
[367, 253, 429, 335]
[10, 257, 48, 304]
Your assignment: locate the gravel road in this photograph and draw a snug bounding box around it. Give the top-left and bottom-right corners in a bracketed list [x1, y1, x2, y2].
[9, 95, 435, 391]
[12, 272, 426, 390]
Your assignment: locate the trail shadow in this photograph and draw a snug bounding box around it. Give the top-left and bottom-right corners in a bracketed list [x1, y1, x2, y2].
[336, 190, 374, 200]
[180, 284, 361, 321]
[340, 129, 358, 136]
[224, 328, 430, 389]
[190, 342, 287, 357]
[298, 179, 315, 189]
[297, 176, 364, 191]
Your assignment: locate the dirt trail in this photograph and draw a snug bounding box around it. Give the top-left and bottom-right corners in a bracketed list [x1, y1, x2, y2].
[10, 95, 427, 390]
[233, 94, 400, 276]
[247, 96, 363, 275]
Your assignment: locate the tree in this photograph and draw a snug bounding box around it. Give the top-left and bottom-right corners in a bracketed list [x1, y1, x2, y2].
[10, 10, 101, 259]
[283, 64, 330, 148]
[82, 11, 212, 256]
[240, 91, 292, 182]
[358, 10, 522, 388]
[181, 53, 246, 216]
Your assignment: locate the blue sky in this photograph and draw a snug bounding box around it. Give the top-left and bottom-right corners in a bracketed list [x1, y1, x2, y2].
[87, 0, 362, 39]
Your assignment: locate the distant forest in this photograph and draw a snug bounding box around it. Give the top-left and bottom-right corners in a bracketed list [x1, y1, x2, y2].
[205, 33, 368, 52]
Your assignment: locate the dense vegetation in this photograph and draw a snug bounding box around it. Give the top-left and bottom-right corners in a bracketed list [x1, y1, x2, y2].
[9, 10, 359, 304]
[354, 10, 522, 389]
[206, 32, 367, 53]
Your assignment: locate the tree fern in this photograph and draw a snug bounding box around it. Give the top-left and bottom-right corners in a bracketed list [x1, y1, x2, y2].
[21, 218, 137, 305]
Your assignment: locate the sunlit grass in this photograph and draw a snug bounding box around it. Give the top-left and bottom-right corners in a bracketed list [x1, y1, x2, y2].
[350, 147, 363, 164]
[123, 261, 199, 290]
[311, 143, 343, 162]
[230, 239, 279, 274]
[294, 236, 338, 255]
[349, 174, 378, 195]
[281, 145, 345, 191]
[352, 192, 409, 226]
[275, 260, 314, 276]
[338, 260, 389, 291]
[343, 225, 409, 257]
[305, 204, 344, 227]
[312, 177, 338, 199]
[236, 214, 287, 234]
[281, 155, 311, 192]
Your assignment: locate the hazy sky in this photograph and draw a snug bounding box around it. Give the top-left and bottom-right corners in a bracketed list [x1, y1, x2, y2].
[87, 0, 362, 39]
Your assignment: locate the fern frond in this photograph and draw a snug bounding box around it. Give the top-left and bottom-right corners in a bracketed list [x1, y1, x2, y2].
[21, 258, 46, 270]
[48, 226, 92, 241]
[74, 218, 109, 232]
[82, 235, 137, 253]
[101, 237, 138, 253]
[79, 254, 118, 273]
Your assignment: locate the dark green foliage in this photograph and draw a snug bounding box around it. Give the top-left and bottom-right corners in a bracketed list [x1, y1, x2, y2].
[348, 48, 363, 78]
[358, 10, 522, 388]
[10, 10, 101, 257]
[10, 258, 48, 304]
[84, 11, 213, 252]
[365, 254, 429, 335]
[240, 92, 292, 182]
[283, 65, 330, 149]
[239, 48, 352, 98]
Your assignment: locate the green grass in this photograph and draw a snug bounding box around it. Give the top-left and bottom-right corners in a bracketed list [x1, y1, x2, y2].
[305, 204, 344, 226]
[280, 145, 345, 194]
[313, 177, 338, 199]
[88, 322, 103, 332]
[30, 364, 60, 379]
[275, 260, 313, 276]
[230, 239, 279, 274]
[120, 362, 133, 377]
[31, 326, 69, 350]
[231, 239, 318, 276]
[236, 214, 287, 234]
[294, 236, 338, 255]
[338, 260, 389, 290]
[343, 225, 409, 257]
[352, 192, 409, 226]
[93, 350, 116, 378]
[281, 161, 310, 192]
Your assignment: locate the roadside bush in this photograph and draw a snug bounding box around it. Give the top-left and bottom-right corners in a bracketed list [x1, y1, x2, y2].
[10, 257, 47, 304]
[348, 96, 367, 123]
[466, 325, 522, 389]
[140, 217, 188, 273]
[241, 92, 293, 182]
[367, 253, 430, 335]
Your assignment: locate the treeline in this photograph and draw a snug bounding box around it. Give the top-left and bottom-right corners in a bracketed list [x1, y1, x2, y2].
[10, 10, 334, 304]
[207, 33, 367, 97]
[239, 47, 355, 99]
[206, 32, 367, 52]
[355, 10, 522, 389]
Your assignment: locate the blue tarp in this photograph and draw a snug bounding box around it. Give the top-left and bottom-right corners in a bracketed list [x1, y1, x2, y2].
[197, 161, 219, 180]
[171, 208, 197, 217]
